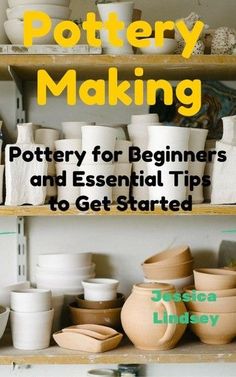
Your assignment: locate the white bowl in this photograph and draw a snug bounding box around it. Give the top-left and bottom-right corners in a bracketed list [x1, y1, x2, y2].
[144, 275, 194, 292]
[36, 273, 95, 290]
[4, 18, 63, 44]
[82, 278, 119, 301]
[0, 281, 30, 308]
[38, 252, 92, 269]
[8, 0, 70, 7]
[7, 5, 71, 20]
[0, 307, 10, 339]
[36, 263, 96, 276]
[11, 289, 52, 313]
[140, 38, 177, 55]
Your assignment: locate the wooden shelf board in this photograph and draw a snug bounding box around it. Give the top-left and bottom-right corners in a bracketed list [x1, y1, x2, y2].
[0, 55, 236, 81]
[0, 336, 236, 365]
[0, 204, 236, 217]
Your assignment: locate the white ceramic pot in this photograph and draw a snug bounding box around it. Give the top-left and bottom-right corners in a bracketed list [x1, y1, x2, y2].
[38, 252, 92, 269]
[221, 116, 236, 146]
[0, 307, 10, 339]
[35, 128, 60, 150]
[10, 309, 54, 350]
[97, 124, 128, 140]
[0, 281, 30, 308]
[97, 2, 134, 55]
[82, 126, 117, 164]
[148, 126, 191, 202]
[113, 163, 132, 203]
[11, 289, 52, 313]
[131, 114, 159, 125]
[87, 370, 118, 377]
[188, 128, 208, 203]
[56, 163, 81, 204]
[82, 278, 119, 301]
[36, 263, 95, 277]
[115, 140, 132, 163]
[0, 165, 4, 204]
[55, 139, 82, 164]
[0, 0, 9, 44]
[8, 0, 70, 7]
[62, 122, 95, 139]
[7, 5, 71, 20]
[36, 273, 95, 290]
[80, 164, 114, 202]
[144, 275, 194, 293]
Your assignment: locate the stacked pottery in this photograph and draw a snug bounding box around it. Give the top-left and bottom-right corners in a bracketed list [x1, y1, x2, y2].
[142, 246, 194, 292]
[62, 121, 95, 139]
[113, 140, 132, 203]
[81, 126, 116, 203]
[69, 279, 123, 330]
[10, 289, 54, 350]
[121, 283, 187, 350]
[35, 128, 60, 203]
[128, 114, 161, 201]
[211, 115, 236, 204]
[184, 268, 236, 345]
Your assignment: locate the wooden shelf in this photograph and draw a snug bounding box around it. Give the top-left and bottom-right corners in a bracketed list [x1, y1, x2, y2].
[0, 204, 236, 217]
[0, 335, 236, 365]
[0, 55, 236, 81]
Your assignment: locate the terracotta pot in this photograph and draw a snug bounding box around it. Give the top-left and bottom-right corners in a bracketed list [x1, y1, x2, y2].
[194, 268, 236, 290]
[184, 288, 236, 313]
[76, 293, 125, 310]
[143, 260, 194, 280]
[190, 311, 236, 345]
[69, 303, 122, 329]
[184, 285, 236, 297]
[143, 245, 192, 266]
[121, 283, 187, 350]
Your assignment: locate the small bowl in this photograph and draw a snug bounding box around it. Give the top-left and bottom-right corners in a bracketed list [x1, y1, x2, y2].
[143, 245, 192, 266]
[82, 279, 119, 302]
[0, 307, 10, 339]
[194, 268, 236, 290]
[69, 303, 122, 329]
[76, 293, 125, 309]
[190, 311, 236, 345]
[184, 285, 236, 297]
[143, 260, 194, 280]
[140, 38, 177, 55]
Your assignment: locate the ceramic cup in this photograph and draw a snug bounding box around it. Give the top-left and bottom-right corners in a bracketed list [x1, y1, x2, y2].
[80, 164, 114, 202]
[56, 163, 81, 204]
[97, 124, 128, 140]
[55, 139, 82, 164]
[10, 289, 52, 313]
[0, 165, 4, 204]
[82, 278, 119, 301]
[35, 128, 60, 150]
[113, 163, 132, 203]
[62, 122, 95, 139]
[82, 126, 117, 164]
[115, 140, 132, 163]
[10, 308, 54, 350]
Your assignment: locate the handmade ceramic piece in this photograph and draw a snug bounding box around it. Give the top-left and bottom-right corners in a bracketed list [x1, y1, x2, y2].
[0, 307, 10, 339]
[69, 303, 122, 329]
[140, 38, 177, 55]
[35, 128, 60, 151]
[55, 139, 82, 164]
[38, 253, 92, 270]
[144, 275, 194, 293]
[10, 289, 52, 313]
[0, 0, 9, 44]
[221, 116, 236, 146]
[76, 293, 125, 310]
[0, 281, 30, 308]
[113, 163, 132, 203]
[97, 124, 128, 140]
[114, 140, 132, 163]
[185, 291, 236, 313]
[36, 272, 95, 291]
[188, 128, 208, 203]
[62, 122, 95, 139]
[10, 308, 54, 350]
[80, 164, 114, 202]
[0, 165, 4, 204]
[194, 268, 236, 290]
[190, 311, 236, 345]
[7, 4, 71, 20]
[148, 126, 190, 202]
[184, 285, 236, 298]
[97, 2, 134, 55]
[36, 263, 95, 277]
[121, 283, 187, 350]
[142, 260, 194, 280]
[131, 114, 159, 124]
[45, 176, 57, 202]
[211, 27, 236, 55]
[82, 126, 117, 164]
[56, 162, 81, 204]
[143, 245, 192, 266]
[82, 278, 119, 301]
[5, 123, 47, 206]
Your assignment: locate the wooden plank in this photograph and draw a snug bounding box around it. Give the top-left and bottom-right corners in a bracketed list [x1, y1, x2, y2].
[0, 204, 236, 217]
[0, 336, 236, 365]
[0, 55, 236, 81]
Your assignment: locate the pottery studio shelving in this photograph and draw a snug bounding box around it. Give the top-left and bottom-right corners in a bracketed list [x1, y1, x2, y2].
[0, 53, 236, 366]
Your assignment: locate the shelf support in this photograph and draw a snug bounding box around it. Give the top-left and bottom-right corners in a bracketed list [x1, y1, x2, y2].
[17, 217, 27, 282]
[8, 66, 26, 125]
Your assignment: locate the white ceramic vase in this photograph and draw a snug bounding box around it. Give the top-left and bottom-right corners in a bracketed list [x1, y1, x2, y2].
[38, 253, 92, 270]
[35, 128, 60, 151]
[82, 278, 119, 301]
[115, 140, 132, 163]
[80, 164, 114, 202]
[55, 139, 82, 164]
[221, 116, 236, 146]
[11, 289, 52, 313]
[188, 128, 208, 203]
[148, 126, 190, 202]
[10, 309, 54, 350]
[97, 2, 134, 55]
[113, 162, 132, 203]
[62, 122, 95, 139]
[0, 0, 9, 44]
[56, 163, 81, 204]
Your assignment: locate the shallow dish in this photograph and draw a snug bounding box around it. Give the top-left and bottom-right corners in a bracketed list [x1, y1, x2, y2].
[140, 38, 177, 55]
[76, 293, 125, 309]
[194, 268, 236, 290]
[7, 5, 71, 20]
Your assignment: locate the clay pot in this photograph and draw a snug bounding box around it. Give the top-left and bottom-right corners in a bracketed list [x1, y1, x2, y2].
[184, 285, 236, 297]
[82, 279, 119, 301]
[143, 245, 192, 266]
[194, 268, 236, 290]
[143, 260, 194, 280]
[76, 293, 125, 310]
[190, 311, 236, 345]
[69, 303, 122, 329]
[38, 253, 92, 270]
[121, 283, 187, 350]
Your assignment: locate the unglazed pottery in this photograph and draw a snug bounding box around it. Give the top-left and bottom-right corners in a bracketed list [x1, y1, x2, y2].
[184, 291, 236, 313]
[140, 38, 177, 55]
[114, 140, 132, 163]
[143, 245, 192, 266]
[36, 272, 95, 291]
[143, 260, 194, 280]
[121, 283, 187, 350]
[131, 114, 159, 125]
[211, 27, 236, 55]
[7, 5, 71, 20]
[69, 303, 122, 329]
[97, 124, 128, 140]
[38, 253, 92, 269]
[36, 263, 95, 277]
[10, 289, 52, 313]
[56, 162, 81, 204]
[113, 163, 132, 203]
[0, 307, 10, 339]
[184, 285, 236, 298]
[62, 122, 95, 139]
[10, 308, 54, 350]
[144, 275, 194, 293]
[82, 278, 119, 301]
[194, 268, 236, 290]
[0, 282, 30, 308]
[190, 311, 236, 345]
[35, 128, 60, 151]
[55, 139, 82, 164]
[76, 293, 125, 310]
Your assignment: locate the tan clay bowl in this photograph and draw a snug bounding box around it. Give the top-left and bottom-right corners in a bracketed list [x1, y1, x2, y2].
[142, 245, 192, 266]
[190, 311, 236, 345]
[194, 268, 236, 290]
[69, 303, 122, 329]
[184, 285, 236, 298]
[143, 259, 194, 280]
[76, 293, 125, 310]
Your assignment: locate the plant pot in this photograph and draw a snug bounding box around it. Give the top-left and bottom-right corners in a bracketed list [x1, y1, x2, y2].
[82, 278, 119, 301]
[80, 164, 114, 202]
[113, 162, 132, 203]
[11, 289, 52, 313]
[0, 0, 9, 44]
[62, 122, 95, 139]
[56, 163, 81, 205]
[55, 139, 82, 164]
[10, 309, 54, 350]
